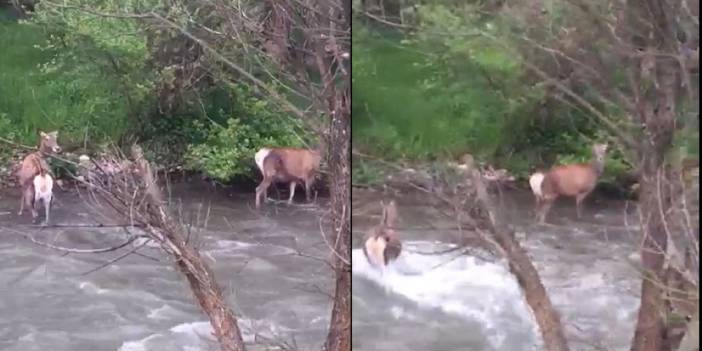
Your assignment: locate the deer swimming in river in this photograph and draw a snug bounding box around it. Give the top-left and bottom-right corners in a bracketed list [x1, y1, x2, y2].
[529, 143, 608, 224]
[363, 200, 402, 268]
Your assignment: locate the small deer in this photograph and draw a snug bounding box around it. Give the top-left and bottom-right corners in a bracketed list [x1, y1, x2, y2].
[530, 143, 608, 224]
[17, 131, 61, 222]
[254, 147, 322, 209]
[363, 200, 402, 268]
[32, 167, 54, 226]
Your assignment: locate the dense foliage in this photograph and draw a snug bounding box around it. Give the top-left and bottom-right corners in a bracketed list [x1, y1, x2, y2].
[183, 86, 305, 181]
[0, 3, 309, 181]
[352, 1, 697, 185]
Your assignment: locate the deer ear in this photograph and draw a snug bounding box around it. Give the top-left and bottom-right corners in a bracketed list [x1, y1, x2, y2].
[40, 131, 47, 138]
[49, 131, 58, 137]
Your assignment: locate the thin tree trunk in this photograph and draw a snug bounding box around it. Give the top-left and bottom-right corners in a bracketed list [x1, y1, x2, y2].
[325, 90, 351, 351]
[473, 173, 570, 351]
[493, 233, 571, 351]
[132, 148, 246, 351]
[629, 5, 680, 348]
[631, 159, 671, 351]
[174, 237, 247, 351]
[627, 0, 681, 348]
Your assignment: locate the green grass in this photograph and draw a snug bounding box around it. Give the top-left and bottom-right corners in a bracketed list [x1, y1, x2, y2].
[0, 17, 54, 142]
[352, 24, 538, 164]
[0, 13, 138, 148]
[351, 22, 639, 183]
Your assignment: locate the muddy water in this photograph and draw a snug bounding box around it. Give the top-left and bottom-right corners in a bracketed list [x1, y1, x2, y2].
[0, 182, 332, 350]
[352, 188, 643, 351]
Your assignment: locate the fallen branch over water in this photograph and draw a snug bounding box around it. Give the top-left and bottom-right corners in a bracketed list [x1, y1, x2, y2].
[75, 144, 247, 351]
[5, 226, 146, 254]
[11, 223, 146, 229]
[368, 157, 571, 351]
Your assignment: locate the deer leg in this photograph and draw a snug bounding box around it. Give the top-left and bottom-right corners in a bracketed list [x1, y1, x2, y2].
[255, 178, 272, 209]
[534, 196, 542, 219]
[304, 179, 313, 203]
[18, 187, 25, 216]
[575, 192, 590, 219]
[288, 181, 297, 205]
[23, 185, 37, 221]
[43, 195, 52, 226]
[538, 199, 555, 224]
[273, 186, 280, 201]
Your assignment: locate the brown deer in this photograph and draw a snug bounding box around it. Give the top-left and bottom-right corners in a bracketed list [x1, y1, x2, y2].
[363, 200, 402, 268]
[529, 143, 608, 224]
[254, 147, 322, 209]
[17, 131, 61, 222]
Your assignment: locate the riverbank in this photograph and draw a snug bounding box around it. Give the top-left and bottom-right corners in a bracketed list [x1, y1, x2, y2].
[0, 153, 331, 208]
[351, 154, 640, 201]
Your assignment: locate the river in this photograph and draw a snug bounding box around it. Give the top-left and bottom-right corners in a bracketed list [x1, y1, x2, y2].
[0, 181, 333, 350]
[352, 188, 642, 351]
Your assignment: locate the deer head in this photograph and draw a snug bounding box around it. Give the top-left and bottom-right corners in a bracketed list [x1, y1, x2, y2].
[39, 131, 61, 154]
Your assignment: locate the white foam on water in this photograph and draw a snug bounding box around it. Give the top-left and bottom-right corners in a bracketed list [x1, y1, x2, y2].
[119, 334, 161, 351]
[215, 240, 255, 250]
[352, 241, 540, 349]
[170, 321, 218, 342]
[132, 237, 162, 249]
[78, 281, 109, 295]
[118, 322, 219, 351]
[147, 304, 184, 320]
[119, 318, 289, 351]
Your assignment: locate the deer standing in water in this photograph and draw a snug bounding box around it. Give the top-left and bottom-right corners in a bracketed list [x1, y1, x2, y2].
[32, 166, 54, 226]
[363, 200, 402, 268]
[17, 131, 61, 224]
[529, 143, 608, 224]
[254, 147, 322, 209]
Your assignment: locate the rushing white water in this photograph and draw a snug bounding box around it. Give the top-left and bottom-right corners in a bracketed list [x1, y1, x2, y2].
[352, 242, 541, 351]
[118, 318, 293, 351]
[352, 189, 643, 351]
[0, 184, 332, 351]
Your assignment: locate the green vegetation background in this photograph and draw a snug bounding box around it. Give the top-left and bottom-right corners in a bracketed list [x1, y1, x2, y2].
[352, 5, 697, 188]
[0, 6, 307, 182]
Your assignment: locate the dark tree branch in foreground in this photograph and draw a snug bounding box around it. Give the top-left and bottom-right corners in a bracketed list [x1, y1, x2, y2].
[78, 145, 246, 351]
[412, 163, 570, 351]
[471, 170, 570, 351]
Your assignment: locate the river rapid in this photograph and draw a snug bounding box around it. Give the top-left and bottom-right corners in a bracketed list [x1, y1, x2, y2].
[0, 181, 333, 351]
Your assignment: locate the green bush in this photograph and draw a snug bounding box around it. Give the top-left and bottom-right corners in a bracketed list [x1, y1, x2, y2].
[184, 87, 307, 181]
[352, 11, 540, 162]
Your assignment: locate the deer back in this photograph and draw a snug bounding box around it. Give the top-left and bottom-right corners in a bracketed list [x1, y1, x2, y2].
[364, 200, 402, 265]
[542, 164, 598, 197]
[272, 148, 321, 180]
[18, 153, 49, 186]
